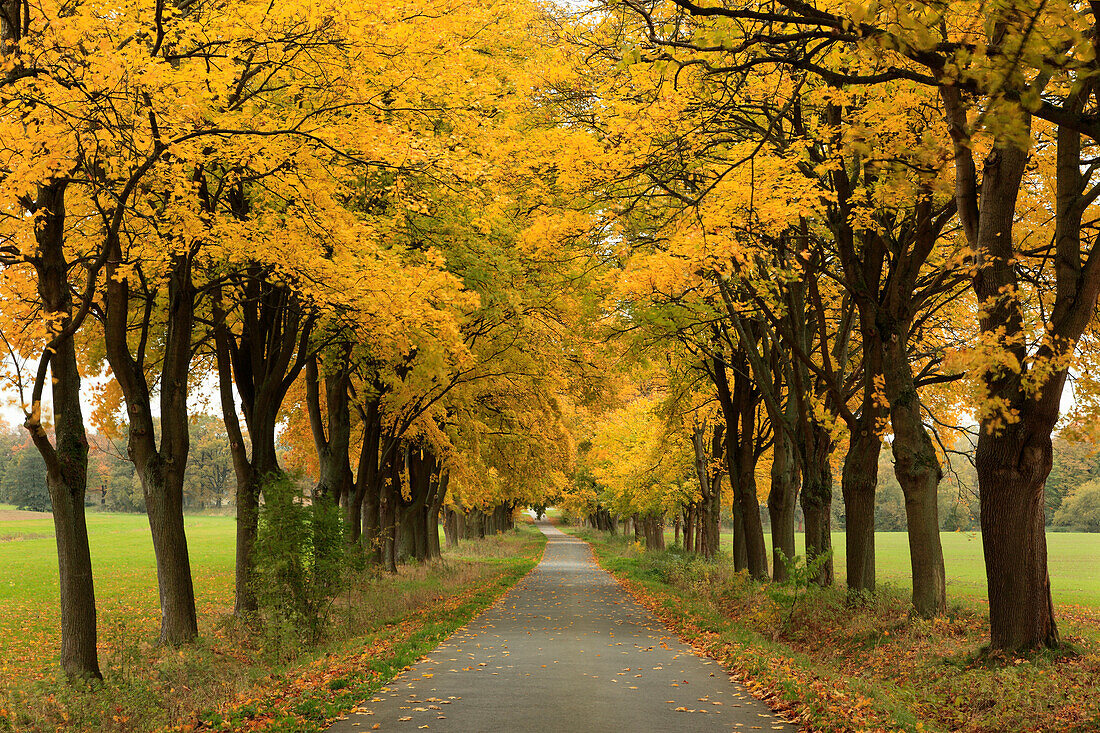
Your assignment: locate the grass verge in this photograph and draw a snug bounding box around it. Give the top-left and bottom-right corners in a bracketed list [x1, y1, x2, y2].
[570, 528, 1100, 733]
[0, 524, 544, 733]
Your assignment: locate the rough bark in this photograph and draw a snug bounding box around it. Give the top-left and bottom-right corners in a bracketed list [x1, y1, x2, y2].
[23, 181, 102, 679]
[305, 352, 354, 515]
[426, 469, 447, 560]
[643, 514, 665, 550]
[722, 350, 769, 579]
[354, 397, 382, 553]
[841, 420, 881, 594]
[875, 195, 948, 616]
[103, 243, 198, 644]
[769, 406, 799, 583]
[976, 425, 1058, 649]
[941, 84, 1073, 649]
[212, 275, 312, 614]
[883, 330, 947, 617]
[690, 424, 722, 560]
[443, 503, 462, 549]
[797, 420, 834, 586]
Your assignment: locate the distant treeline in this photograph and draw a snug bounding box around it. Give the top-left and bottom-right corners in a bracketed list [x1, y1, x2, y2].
[0, 414, 235, 514]
[864, 436, 1100, 533]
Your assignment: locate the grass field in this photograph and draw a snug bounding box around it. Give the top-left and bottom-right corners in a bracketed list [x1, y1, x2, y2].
[0, 508, 237, 683]
[0, 505, 545, 731]
[656, 527, 1100, 606]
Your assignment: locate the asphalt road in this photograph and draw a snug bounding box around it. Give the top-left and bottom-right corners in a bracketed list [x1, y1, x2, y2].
[326, 521, 796, 733]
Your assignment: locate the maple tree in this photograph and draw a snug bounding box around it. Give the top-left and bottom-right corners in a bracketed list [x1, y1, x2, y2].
[572, 0, 1100, 650]
[6, 0, 1100, 690]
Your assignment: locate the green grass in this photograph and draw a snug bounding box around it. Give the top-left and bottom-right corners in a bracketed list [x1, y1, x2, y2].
[670, 529, 1100, 606]
[0, 509, 544, 732]
[0, 511, 237, 682]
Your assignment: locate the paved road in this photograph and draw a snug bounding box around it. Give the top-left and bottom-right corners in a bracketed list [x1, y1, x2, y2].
[327, 522, 795, 732]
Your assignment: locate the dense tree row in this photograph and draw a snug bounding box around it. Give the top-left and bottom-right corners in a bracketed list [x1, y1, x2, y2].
[556, 0, 1100, 654]
[0, 0, 603, 679]
[4, 0, 1100, 683]
[0, 420, 234, 512]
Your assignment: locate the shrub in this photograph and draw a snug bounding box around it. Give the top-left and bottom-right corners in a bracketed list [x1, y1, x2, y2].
[251, 475, 348, 647]
[766, 549, 834, 628]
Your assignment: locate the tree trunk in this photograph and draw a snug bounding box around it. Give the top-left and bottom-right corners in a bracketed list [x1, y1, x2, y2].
[690, 425, 722, 559]
[212, 275, 312, 614]
[731, 362, 768, 579]
[305, 351, 354, 520]
[25, 181, 102, 678]
[880, 316, 946, 617]
[355, 400, 382, 555]
[942, 86, 1065, 648]
[102, 243, 199, 644]
[711, 342, 769, 576]
[426, 470, 447, 560]
[842, 421, 880, 594]
[769, 416, 799, 582]
[43, 361, 101, 675]
[643, 515, 664, 550]
[381, 456, 400, 572]
[443, 506, 461, 549]
[976, 425, 1059, 649]
[798, 420, 834, 586]
[142, 467, 198, 644]
[683, 505, 695, 553]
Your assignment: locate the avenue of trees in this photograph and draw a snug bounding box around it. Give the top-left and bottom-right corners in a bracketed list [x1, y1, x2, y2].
[558, 0, 1100, 656]
[2, 0, 1100, 684]
[0, 0, 604, 679]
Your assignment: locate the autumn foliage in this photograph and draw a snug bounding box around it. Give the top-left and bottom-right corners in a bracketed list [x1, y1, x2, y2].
[2, 0, 1100, 726]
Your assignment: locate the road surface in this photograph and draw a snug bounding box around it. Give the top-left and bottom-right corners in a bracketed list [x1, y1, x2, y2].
[327, 521, 795, 732]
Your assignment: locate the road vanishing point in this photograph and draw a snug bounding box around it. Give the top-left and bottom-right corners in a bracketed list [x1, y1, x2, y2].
[326, 521, 796, 733]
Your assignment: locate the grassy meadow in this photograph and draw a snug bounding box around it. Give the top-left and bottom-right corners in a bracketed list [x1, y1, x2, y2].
[0, 509, 237, 685]
[685, 528, 1100, 606]
[0, 505, 545, 732]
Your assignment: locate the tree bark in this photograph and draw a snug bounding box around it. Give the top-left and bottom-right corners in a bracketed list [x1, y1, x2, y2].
[24, 181, 102, 678]
[305, 351, 354, 514]
[798, 420, 834, 586]
[878, 308, 946, 617]
[976, 425, 1058, 649]
[103, 242, 198, 644]
[769, 407, 799, 582]
[942, 85, 1068, 648]
[426, 469, 447, 560]
[841, 420, 881, 594]
[727, 351, 769, 579]
[690, 424, 722, 559]
[212, 275, 313, 614]
[354, 397, 382, 553]
[443, 503, 462, 550]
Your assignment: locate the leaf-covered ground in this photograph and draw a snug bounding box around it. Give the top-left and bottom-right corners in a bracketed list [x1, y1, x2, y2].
[0, 515, 544, 733]
[574, 529, 1100, 733]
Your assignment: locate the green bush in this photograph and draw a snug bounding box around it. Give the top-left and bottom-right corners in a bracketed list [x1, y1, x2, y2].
[252, 476, 348, 647]
[1053, 480, 1100, 532]
[766, 549, 834, 628]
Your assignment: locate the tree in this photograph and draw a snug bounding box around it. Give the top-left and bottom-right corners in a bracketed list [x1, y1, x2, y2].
[605, 0, 1100, 653]
[184, 416, 235, 510]
[1053, 481, 1100, 532]
[1, 441, 49, 512]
